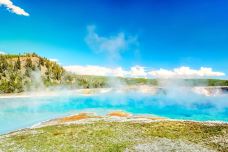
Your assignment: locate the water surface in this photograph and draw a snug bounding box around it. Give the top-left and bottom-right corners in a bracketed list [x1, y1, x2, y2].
[0, 92, 228, 134]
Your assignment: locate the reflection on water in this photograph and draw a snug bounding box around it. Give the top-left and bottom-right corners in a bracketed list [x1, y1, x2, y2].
[0, 92, 228, 134]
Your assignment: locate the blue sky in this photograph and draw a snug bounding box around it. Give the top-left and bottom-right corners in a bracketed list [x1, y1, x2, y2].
[0, 0, 228, 78]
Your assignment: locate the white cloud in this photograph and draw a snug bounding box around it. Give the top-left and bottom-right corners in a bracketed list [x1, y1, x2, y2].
[0, 0, 29, 16]
[85, 25, 138, 61]
[149, 66, 225, 78]
[50, 58, 58, 62]
[64, 65, 225, 78]
[0, 51, 6, 54]
[49, 58, 61, 65]
[64, 65, 128, 77]
[65, 65, 111, 76]
[64, 65, 148, 78]
[64, 65, 147, 77]
[129, 66, 147, 77]
[112, 67, 129, 77]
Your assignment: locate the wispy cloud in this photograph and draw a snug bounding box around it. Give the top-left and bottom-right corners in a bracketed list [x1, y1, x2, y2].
[0, 0, 29, 16]
[149, 66, 225, 78]
[64, 65, 225, 78]
[85, 25, 138, 61]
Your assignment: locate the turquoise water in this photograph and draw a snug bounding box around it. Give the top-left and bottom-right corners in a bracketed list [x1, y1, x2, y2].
[0, 92, 228, 134]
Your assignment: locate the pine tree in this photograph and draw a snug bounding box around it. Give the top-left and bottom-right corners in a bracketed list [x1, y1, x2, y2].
[14, 57, 21, 70]
[25, 58, 33, 69]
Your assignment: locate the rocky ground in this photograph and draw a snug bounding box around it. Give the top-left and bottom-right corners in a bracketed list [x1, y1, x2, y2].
[0, 112, 227, 152]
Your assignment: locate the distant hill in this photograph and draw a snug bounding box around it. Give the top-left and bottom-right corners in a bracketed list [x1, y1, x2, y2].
[0, 53, 228, 94]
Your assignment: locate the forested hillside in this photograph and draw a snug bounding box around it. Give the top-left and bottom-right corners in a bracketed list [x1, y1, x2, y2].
[0, 53, 111, 93]
[0, 53, 64, 93]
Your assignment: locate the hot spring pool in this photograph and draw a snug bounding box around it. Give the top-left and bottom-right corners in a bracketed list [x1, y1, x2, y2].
[0, 92, 228, 134]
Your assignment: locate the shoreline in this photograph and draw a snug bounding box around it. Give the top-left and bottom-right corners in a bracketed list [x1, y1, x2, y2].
[2, 111, 227, 136]
[1, 85, 228, 98]
[33, 111, 228, 127]
[0, 88, 112, 99]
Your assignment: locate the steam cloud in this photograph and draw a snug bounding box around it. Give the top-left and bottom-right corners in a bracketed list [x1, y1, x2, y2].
[85, 25, 139, 62]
